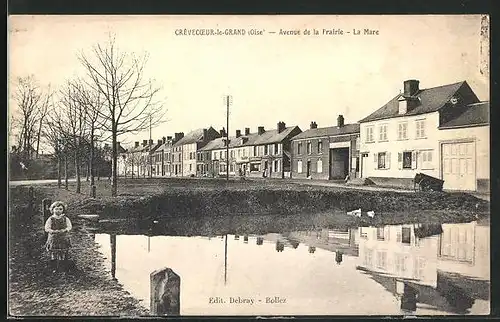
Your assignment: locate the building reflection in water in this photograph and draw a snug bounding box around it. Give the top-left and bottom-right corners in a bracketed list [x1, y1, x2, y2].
[355, 221, 490, 315]
[98, 219, 489, 316]
[275, 241, 285, 252]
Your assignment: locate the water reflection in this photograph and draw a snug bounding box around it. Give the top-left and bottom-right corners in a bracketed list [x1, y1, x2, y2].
[355, 221, 490, 315]
[93, 217, 489, 316]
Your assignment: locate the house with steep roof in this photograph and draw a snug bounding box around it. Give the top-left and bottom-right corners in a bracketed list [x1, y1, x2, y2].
[172, 127, 221, 177]
[291, 115, 360, 180]
[120, 140, 148, 177]
[240, 122, 302, 178]
[150, 136, 172, 177]
[358, 79, 489, 191]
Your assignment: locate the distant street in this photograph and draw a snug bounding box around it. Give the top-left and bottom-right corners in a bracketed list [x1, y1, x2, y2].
[9, 178, 77, 186]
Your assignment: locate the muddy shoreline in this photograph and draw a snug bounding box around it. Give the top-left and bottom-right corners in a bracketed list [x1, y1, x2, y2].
[8, 186, 149, 316]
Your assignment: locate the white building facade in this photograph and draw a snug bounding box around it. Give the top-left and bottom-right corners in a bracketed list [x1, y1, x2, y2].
[359, 79, 489, 192]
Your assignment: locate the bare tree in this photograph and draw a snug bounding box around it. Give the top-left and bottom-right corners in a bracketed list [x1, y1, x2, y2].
[78, 35, 166, 196]
[11, 76, 43, 159]
[34, 85, 53, 158]
[70, 80, 108, 194]
[58, 80, 90, 193]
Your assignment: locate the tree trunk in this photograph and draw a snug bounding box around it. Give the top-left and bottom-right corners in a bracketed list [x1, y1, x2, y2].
[131, 158, 134, 179]
[90, 134, 95, 188]
[35, 118, 43, 158]
[57, 149, 61, 189]
[75, 148, 81, 193]
[86, 161, 89, 181]
[111, 127, 118, 197]
[64, 154, 69, 190]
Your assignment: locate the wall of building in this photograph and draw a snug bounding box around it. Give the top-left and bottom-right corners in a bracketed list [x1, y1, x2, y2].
[360, 112, 441, 180]
[437, 125, 489, 191]
[182, 143, 197, 177]
[291, 137, 330, 180]
[360, 111, 489, 191]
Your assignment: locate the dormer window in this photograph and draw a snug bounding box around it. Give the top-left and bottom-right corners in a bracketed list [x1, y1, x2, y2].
[398, 96, 408, 115]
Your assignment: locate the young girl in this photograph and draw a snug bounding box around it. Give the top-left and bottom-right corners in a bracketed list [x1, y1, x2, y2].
[44, 201, 72, 272]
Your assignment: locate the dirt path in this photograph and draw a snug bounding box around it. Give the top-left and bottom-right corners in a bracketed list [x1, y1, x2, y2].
[8, 186, 149, 317]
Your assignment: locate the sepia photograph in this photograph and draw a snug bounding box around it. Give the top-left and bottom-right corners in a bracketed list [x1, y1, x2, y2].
[7, 14, 490, 317]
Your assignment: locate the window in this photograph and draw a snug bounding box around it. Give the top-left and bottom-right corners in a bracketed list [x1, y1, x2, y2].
[297, 142, 303, 155]
[401, 227, 411, 244]
[297, 160, 303, 173]
[250, 163, 260, 172]
[264, 145, 268, 155]
[189, 164, 192, 171]
[230, 150, 235, 158]
[274, 143, 279, 155]
[378, 124, 388, 141]
[242, 149, 246, 157]
[398, 122, 408, 140]
[307, 142, 312, 154]
[364, 248, 373, 267]
[421, 150, 433, 169]
[237, 149, 241, 157]
[375, 152, 390, 169]
[416, 119, 426, 139]
[398, 151, 417, 170]
[395, 254, 407, 274]
[317, 159, 323, 173]
[376, 227, 385, 240]
[317, 141, 323, 153]
[403, 151, 412, 169]
[365, 126, 374, 143]
[274, 160, 279, 172]
[254, 146, 258, 156]
[376, 251, 387, 269]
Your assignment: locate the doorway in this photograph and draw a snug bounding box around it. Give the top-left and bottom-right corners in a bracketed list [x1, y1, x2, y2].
[329, 148, 349, 179]
[306, 160, 311, 177]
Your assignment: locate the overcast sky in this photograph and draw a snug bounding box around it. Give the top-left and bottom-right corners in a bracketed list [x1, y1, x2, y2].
[8, 15, 489, 148]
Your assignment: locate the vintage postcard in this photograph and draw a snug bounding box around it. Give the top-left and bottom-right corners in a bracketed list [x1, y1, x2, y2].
[8, 14, 490, 317]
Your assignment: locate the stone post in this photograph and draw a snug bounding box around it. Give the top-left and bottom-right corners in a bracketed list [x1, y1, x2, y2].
[42, 198, 52, 236]
[150, 267, 180, 316]
[91, 185, 96, 198]
[28, 187, 35, 211]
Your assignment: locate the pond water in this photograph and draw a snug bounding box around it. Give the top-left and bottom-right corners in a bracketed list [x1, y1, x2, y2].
[90, 215, 490, 316]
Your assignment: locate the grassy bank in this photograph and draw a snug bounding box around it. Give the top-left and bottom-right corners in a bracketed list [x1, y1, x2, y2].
[58, 178, 489, 220]
[8, 186, 148, 317]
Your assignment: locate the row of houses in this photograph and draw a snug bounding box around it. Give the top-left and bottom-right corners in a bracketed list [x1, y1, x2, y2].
[118, 79, 490, 192]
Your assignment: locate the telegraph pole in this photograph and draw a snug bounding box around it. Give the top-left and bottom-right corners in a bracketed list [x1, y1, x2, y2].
[149, 114, 152, 178]
[225, 95, 231, 181]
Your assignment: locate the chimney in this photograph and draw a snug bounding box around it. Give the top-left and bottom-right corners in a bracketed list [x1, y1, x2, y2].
[157, 139, 162, 145]
[149, 139, 154, 146]
[203, 129, 208, 141]
[135, 141, 140, 148]
[142, 140, 148, 146]
[220, 127, 226, 137]
[310, 121, 318, 129]
[258, 126, 265, 135]
[277, 121, 286, 133]
[174, 132, 184, 142]
[236, 130, 241, 138]
[167, 136, 172, 141]
[245, 127, 250, 136]
[337, 115, 345, 128]
[162, 136, 166, 144]
[403, 79, 420, 97]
